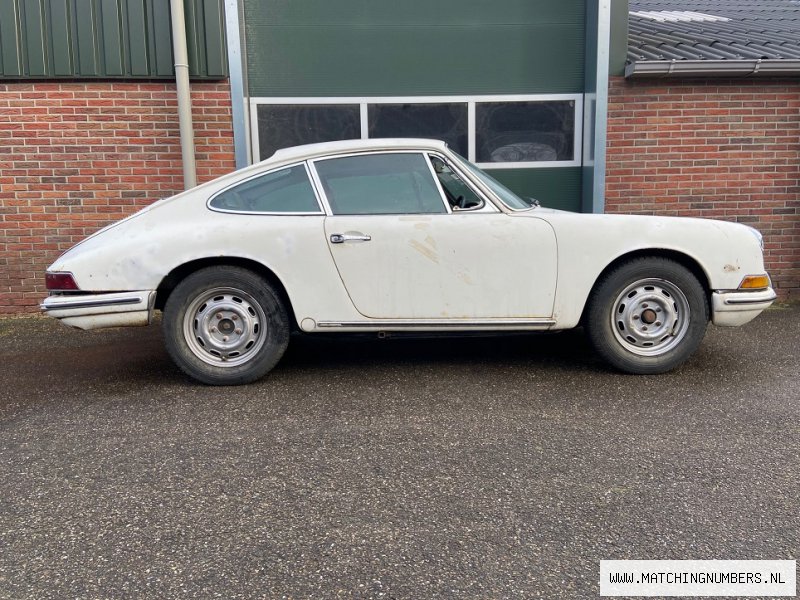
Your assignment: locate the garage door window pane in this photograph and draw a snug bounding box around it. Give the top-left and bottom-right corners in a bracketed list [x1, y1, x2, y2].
[210, 166, 320, 213]
[257, 105, 360, 160]
[476, 101, 575, 163]
[368, 103, 468, 156]
[316, 153, 446, 215]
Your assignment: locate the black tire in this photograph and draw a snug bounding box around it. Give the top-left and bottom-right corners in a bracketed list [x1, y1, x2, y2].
[584, 257, 708, 374]
[162, 266, 289, 385]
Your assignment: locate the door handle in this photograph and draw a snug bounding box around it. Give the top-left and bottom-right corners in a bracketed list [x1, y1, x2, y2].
[330, 233, 371, 244]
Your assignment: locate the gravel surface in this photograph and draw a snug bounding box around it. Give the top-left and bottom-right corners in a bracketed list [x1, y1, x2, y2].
[1, 308, 798, 599]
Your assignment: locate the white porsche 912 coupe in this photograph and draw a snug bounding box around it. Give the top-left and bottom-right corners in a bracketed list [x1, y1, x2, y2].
[42, 139, 776, 384]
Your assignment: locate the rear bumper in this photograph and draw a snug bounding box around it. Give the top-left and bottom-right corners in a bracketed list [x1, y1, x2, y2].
[41, 291, 156, 330]
[711, 288, 777, 327]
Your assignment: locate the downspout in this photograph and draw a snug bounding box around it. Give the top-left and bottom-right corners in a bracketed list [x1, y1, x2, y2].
[170, 0, 197, 189]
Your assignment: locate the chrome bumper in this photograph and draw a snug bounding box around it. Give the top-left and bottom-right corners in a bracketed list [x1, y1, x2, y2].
[41, 291, 156, 330]
[711, 288, 777, 327]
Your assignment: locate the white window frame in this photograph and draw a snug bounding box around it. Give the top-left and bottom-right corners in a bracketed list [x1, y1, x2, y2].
[249, 94, 583, 170]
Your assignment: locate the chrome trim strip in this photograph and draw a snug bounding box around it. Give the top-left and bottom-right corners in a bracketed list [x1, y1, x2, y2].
[725, 292, 777, 305]
[316, 319, 556, 329]
[41, 296, 143, 311]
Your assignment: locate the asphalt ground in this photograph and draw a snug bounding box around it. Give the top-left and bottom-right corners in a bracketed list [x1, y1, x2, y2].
[0, 308, 798, 599]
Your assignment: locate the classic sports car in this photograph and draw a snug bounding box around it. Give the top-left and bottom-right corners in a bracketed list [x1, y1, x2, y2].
[42, 139, 776, 385]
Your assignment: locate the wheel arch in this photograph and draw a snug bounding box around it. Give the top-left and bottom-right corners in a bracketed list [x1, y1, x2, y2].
[155, 257, 298, 330]
[579, 248, 712, 325]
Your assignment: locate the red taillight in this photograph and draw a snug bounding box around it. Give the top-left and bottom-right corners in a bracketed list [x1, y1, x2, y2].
[46, 272, 80, 291]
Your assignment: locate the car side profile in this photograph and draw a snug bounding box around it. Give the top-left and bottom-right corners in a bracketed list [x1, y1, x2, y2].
[42, 139, 776, 385]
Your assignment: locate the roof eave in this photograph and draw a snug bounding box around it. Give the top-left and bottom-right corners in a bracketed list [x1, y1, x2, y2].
[625, 59, 800, 78]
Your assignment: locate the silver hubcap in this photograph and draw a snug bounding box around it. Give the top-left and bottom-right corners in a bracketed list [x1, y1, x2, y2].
[611, 278, 690, 357]
[183, 287, 266, 367]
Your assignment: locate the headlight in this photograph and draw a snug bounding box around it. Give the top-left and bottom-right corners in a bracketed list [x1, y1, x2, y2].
[745, 225, 764, 251]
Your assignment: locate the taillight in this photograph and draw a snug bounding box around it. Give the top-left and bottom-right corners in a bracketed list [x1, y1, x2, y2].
[46, 272, 80, 291]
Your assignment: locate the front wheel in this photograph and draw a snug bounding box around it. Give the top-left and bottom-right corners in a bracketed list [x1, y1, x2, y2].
[584, 258, 708, 374]
[163, 267, 289, 385]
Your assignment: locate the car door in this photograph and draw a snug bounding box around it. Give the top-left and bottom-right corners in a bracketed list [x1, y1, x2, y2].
[311, 151, 557, 320]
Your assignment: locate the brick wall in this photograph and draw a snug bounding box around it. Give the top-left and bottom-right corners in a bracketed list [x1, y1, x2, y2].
[606, 76, 800, 300]
[0, 81, 235, 314]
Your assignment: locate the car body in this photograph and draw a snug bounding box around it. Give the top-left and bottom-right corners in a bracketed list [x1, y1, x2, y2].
[42, 138, 776, 384]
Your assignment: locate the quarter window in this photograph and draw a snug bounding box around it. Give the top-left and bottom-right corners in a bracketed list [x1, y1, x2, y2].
[429, 155, 483, 210]
[210, 165, 320, 213]
[315, 153, 446, 215]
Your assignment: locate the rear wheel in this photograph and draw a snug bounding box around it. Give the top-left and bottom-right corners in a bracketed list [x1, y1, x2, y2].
[163, 266, 289, 385]
[585, 258, 708, 374]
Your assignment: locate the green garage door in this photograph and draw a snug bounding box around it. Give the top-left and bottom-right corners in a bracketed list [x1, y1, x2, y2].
[243, 0, 585, 211]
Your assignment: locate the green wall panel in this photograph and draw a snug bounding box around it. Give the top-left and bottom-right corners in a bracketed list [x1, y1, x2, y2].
[22, 0, 47, 75]
[126, 0, 149, 76]
[0, 0, 228, 79]
[486, 167, 582, 212]
[149, 0, 173, 75]
[74, 0, 98, 74]
[245, 0, 585, 97]
[49, 0, 73, 75]
[99, 0, 123, 75]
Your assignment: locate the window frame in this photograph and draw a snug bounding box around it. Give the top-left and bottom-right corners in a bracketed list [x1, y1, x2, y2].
[249, 94, 583, 170]
[308, 150, 455, 217]
[426, 152, 498, 214]
[207, 162, 324, 216]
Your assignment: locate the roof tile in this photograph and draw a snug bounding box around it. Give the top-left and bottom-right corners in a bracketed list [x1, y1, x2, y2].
[629, 0, 800, 62]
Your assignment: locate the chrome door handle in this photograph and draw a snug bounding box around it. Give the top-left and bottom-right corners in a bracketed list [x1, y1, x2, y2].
[330, 233, 371, 244]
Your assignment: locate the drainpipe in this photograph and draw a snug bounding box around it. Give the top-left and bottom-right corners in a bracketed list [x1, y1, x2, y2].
[170, 0, 197, 189]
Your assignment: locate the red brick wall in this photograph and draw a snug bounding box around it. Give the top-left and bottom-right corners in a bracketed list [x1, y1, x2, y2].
[606, 76, 800, 300]
[0, 81, 235, 314]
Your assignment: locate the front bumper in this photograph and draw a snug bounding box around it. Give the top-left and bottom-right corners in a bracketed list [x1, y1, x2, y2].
[711, 287, 777, 327]
[41, 291, 156, 330]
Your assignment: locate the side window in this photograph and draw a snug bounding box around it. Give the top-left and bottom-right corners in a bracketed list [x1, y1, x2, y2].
[314, 153, 446, 215]
[210, 165, 320, 213]
[428, 155, 483, 210]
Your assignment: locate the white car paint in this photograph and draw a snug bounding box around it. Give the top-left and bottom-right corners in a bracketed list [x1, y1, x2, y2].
[42, 138, 775, 334]
[323, 213, 557, 319]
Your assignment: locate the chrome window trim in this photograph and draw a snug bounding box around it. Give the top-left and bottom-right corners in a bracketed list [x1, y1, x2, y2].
[308, 150, 452, 217]
[206, 161, 325, 216]
[423, 153, 454, 215]
[425, 151, 498, 214]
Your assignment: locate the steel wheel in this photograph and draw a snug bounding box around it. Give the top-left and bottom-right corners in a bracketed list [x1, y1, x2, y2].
[183, 287, 267, 367]
[163, 266, 289, 385]
[585, 258, 708, 374]
[610, 278, 691, 357]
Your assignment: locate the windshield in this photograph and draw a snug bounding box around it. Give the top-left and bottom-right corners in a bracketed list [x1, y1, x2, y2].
[451, 153, 536, 210]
